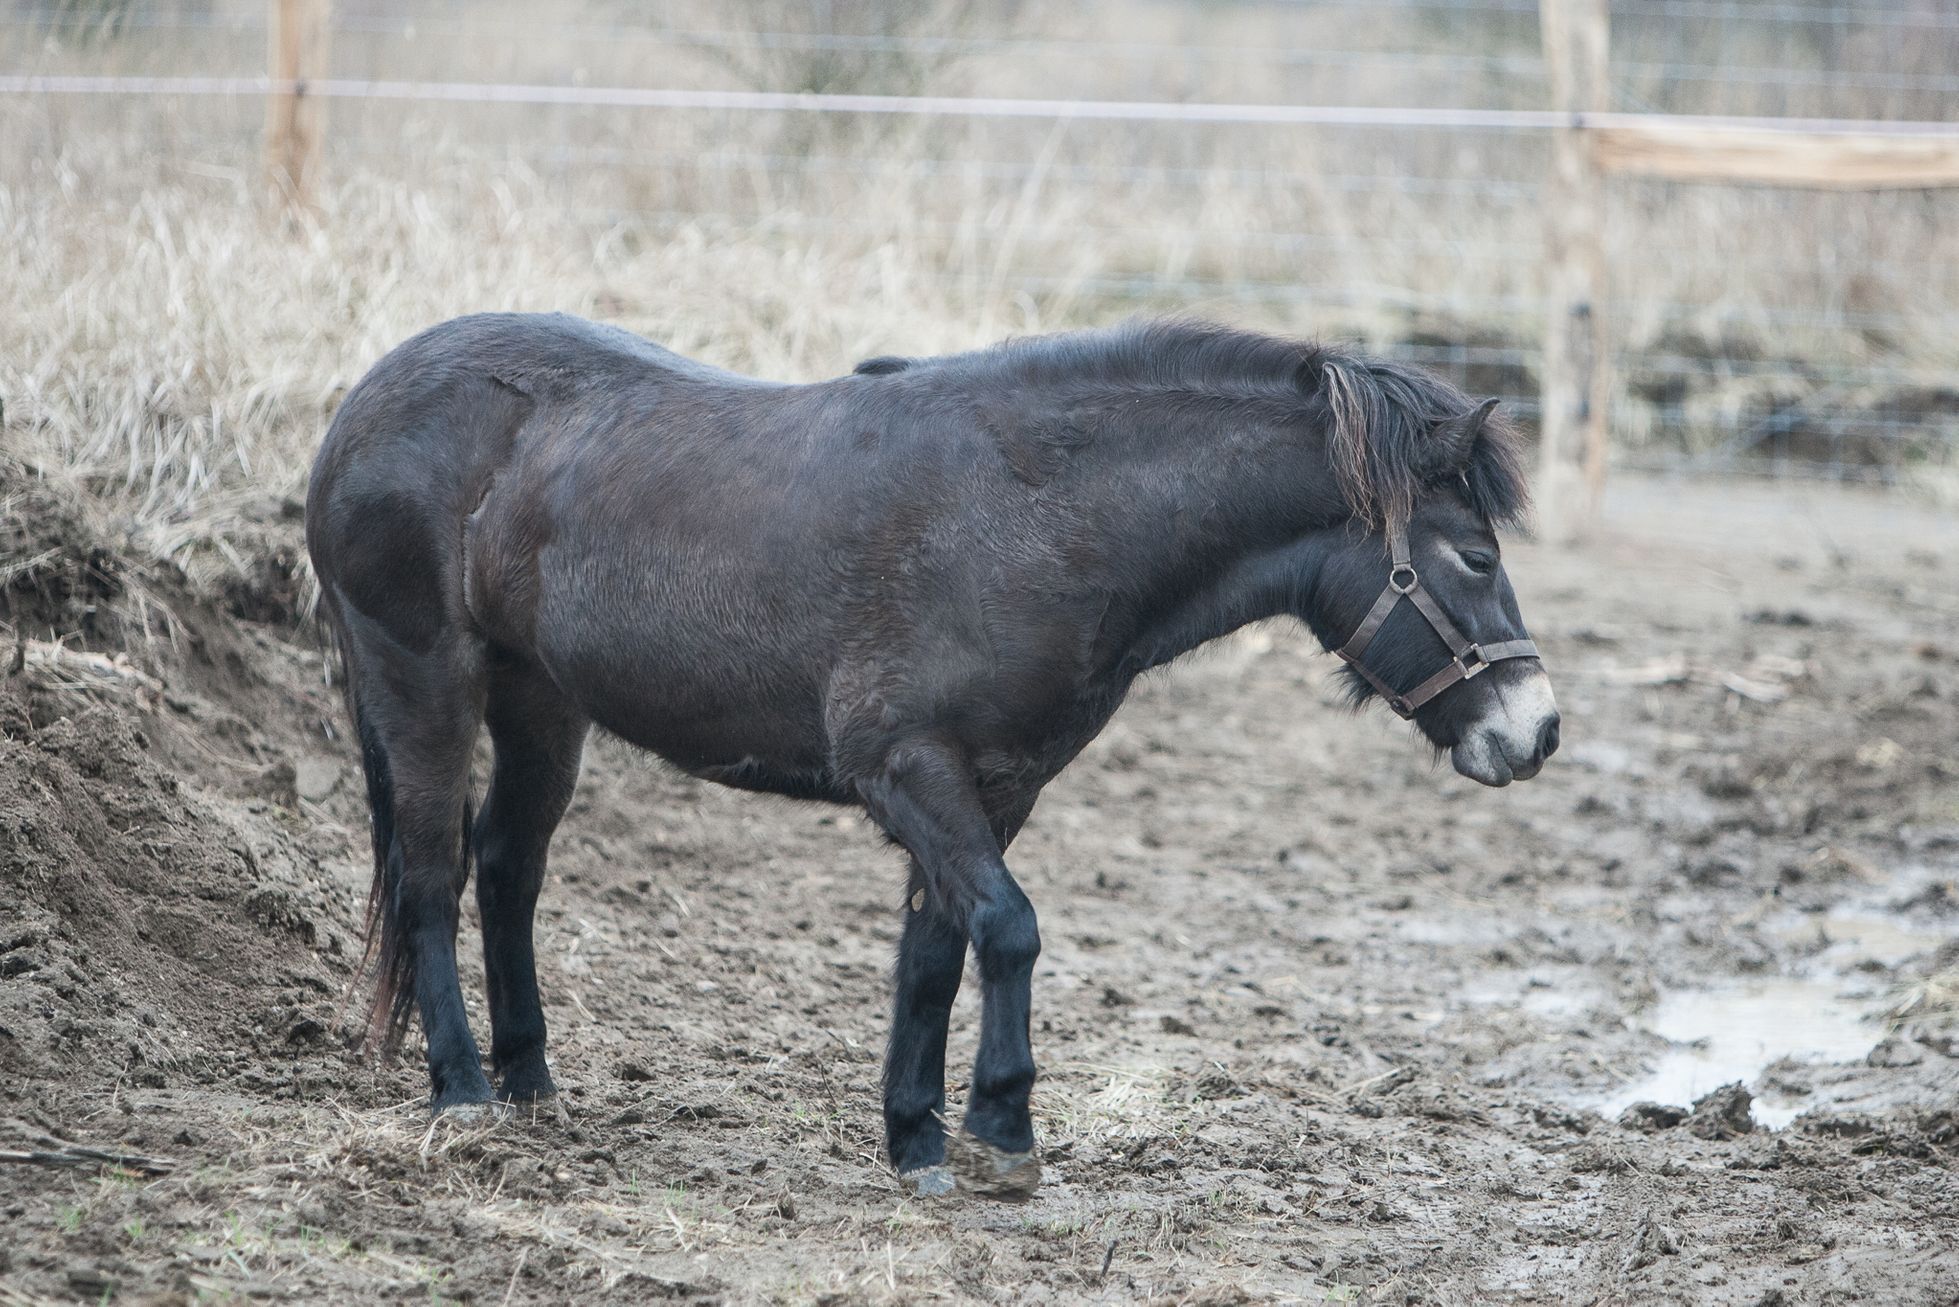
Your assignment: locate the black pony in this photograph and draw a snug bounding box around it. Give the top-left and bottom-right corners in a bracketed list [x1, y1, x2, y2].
[305, 315, 1559, 1199]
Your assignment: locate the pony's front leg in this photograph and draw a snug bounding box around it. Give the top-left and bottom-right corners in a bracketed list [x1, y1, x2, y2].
[861, 740, 1043, 1201]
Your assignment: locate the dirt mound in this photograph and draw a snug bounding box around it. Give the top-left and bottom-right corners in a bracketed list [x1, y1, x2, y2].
[2, 474, 363, 1101]
[0, 689, 344, 1092]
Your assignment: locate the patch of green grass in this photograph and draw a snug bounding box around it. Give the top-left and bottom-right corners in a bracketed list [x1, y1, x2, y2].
[1019, 1214, 1089, 1238]
[422, 1265, 455, 1304]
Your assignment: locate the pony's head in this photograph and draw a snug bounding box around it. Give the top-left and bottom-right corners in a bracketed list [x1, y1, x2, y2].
[1298, 352, 1559, 786]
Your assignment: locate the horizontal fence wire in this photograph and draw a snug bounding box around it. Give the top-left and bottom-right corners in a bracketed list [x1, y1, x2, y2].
[6, 76, 1959, 136]
[1609, 0, 1959, 27]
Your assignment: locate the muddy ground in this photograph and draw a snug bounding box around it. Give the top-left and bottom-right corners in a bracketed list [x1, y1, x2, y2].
[2, 473, 1956, 1305]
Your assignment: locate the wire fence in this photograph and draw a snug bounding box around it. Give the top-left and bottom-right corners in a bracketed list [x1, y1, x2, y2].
[3, 0, 1956, 484]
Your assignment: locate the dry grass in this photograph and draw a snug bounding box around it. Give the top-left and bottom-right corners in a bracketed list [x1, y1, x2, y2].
[1890, 966, 1959, 1029]
[2, 0, 1955, 588]
[1, 137, 1066, 593]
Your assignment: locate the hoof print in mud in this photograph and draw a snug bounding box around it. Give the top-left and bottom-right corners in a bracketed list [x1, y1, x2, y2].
[498, 1093, 569, 1127]
[897, 1164, 956, 1198]
[431, 1100, 511, 1127]
[946, 1131, 1042, 1201]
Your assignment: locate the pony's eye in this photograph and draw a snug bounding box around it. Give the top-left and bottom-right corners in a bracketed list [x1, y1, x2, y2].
[1461, 550, 1498, 575]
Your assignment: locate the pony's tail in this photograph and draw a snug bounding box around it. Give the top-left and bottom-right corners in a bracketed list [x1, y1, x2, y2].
[351, 707, 414, 1054]
[349, 701, 475, 1056]
[324, 607, 411, 1057]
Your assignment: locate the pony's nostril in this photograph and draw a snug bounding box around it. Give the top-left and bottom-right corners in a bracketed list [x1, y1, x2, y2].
[1536, 714, 1562, 761]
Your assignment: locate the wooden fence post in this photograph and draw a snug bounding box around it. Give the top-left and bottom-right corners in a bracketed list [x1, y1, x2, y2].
[264, 0, 331, 211]
[1536, 0, 1610, 541]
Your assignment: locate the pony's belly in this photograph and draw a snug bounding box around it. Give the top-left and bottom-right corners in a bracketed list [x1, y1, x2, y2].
[525, 555, 838, 781]
[688, 756, 853, 803]
[576, 679, 839, 797]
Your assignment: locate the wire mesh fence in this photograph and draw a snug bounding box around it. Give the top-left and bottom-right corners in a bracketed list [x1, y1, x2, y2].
[4, 0, 1955, 486]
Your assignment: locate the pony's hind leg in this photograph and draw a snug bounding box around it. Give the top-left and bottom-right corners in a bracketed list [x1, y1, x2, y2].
[343, 617, 493, 1114]
[473, 655, 588, 1104]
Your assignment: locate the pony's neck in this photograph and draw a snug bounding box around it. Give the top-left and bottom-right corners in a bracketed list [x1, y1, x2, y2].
[1121, 533, 1335, 673]
[1065, 413, 1355, 681]
[1052, 392, 1349, 678]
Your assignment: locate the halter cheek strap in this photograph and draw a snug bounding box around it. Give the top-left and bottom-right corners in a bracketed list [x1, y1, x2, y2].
[1334, 520, 1541, 719]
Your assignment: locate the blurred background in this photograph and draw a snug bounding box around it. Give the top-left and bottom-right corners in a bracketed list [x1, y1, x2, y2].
[2, 0, 1955, 564]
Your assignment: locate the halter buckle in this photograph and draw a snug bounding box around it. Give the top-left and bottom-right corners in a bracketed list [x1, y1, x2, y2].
[1388, 564, 1418, 596]
[1455, 644, 1489, 678]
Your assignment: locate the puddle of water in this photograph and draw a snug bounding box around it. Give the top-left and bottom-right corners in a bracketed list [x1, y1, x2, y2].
[1453, 880, 1945, 1128]
[1587, 896, 1941, 1129]
[1595, 979, 1883, 1129]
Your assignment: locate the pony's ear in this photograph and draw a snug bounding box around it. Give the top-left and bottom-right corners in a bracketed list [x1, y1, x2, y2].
[1432, 398, 1499, 471]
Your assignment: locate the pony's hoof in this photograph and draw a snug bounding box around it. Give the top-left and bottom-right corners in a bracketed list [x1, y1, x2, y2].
[432, 1099, 509, 1125]
[897, 1164, 956, 1198]
[946, 1131, 1041, 1202]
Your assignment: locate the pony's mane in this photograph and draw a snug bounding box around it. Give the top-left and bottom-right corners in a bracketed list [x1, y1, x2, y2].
[903, 319, 1531, 531]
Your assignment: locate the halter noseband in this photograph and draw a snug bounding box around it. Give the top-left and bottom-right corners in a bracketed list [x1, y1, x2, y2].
[1334, 519, 1540, 719]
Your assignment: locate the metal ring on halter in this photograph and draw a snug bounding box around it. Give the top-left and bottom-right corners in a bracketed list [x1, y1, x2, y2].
[1388, 564, 1418, 595]
[1455, 644, 1488, 678]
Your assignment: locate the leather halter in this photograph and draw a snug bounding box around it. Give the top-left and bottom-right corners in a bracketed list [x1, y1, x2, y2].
[1335, 520, 1541, 719]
